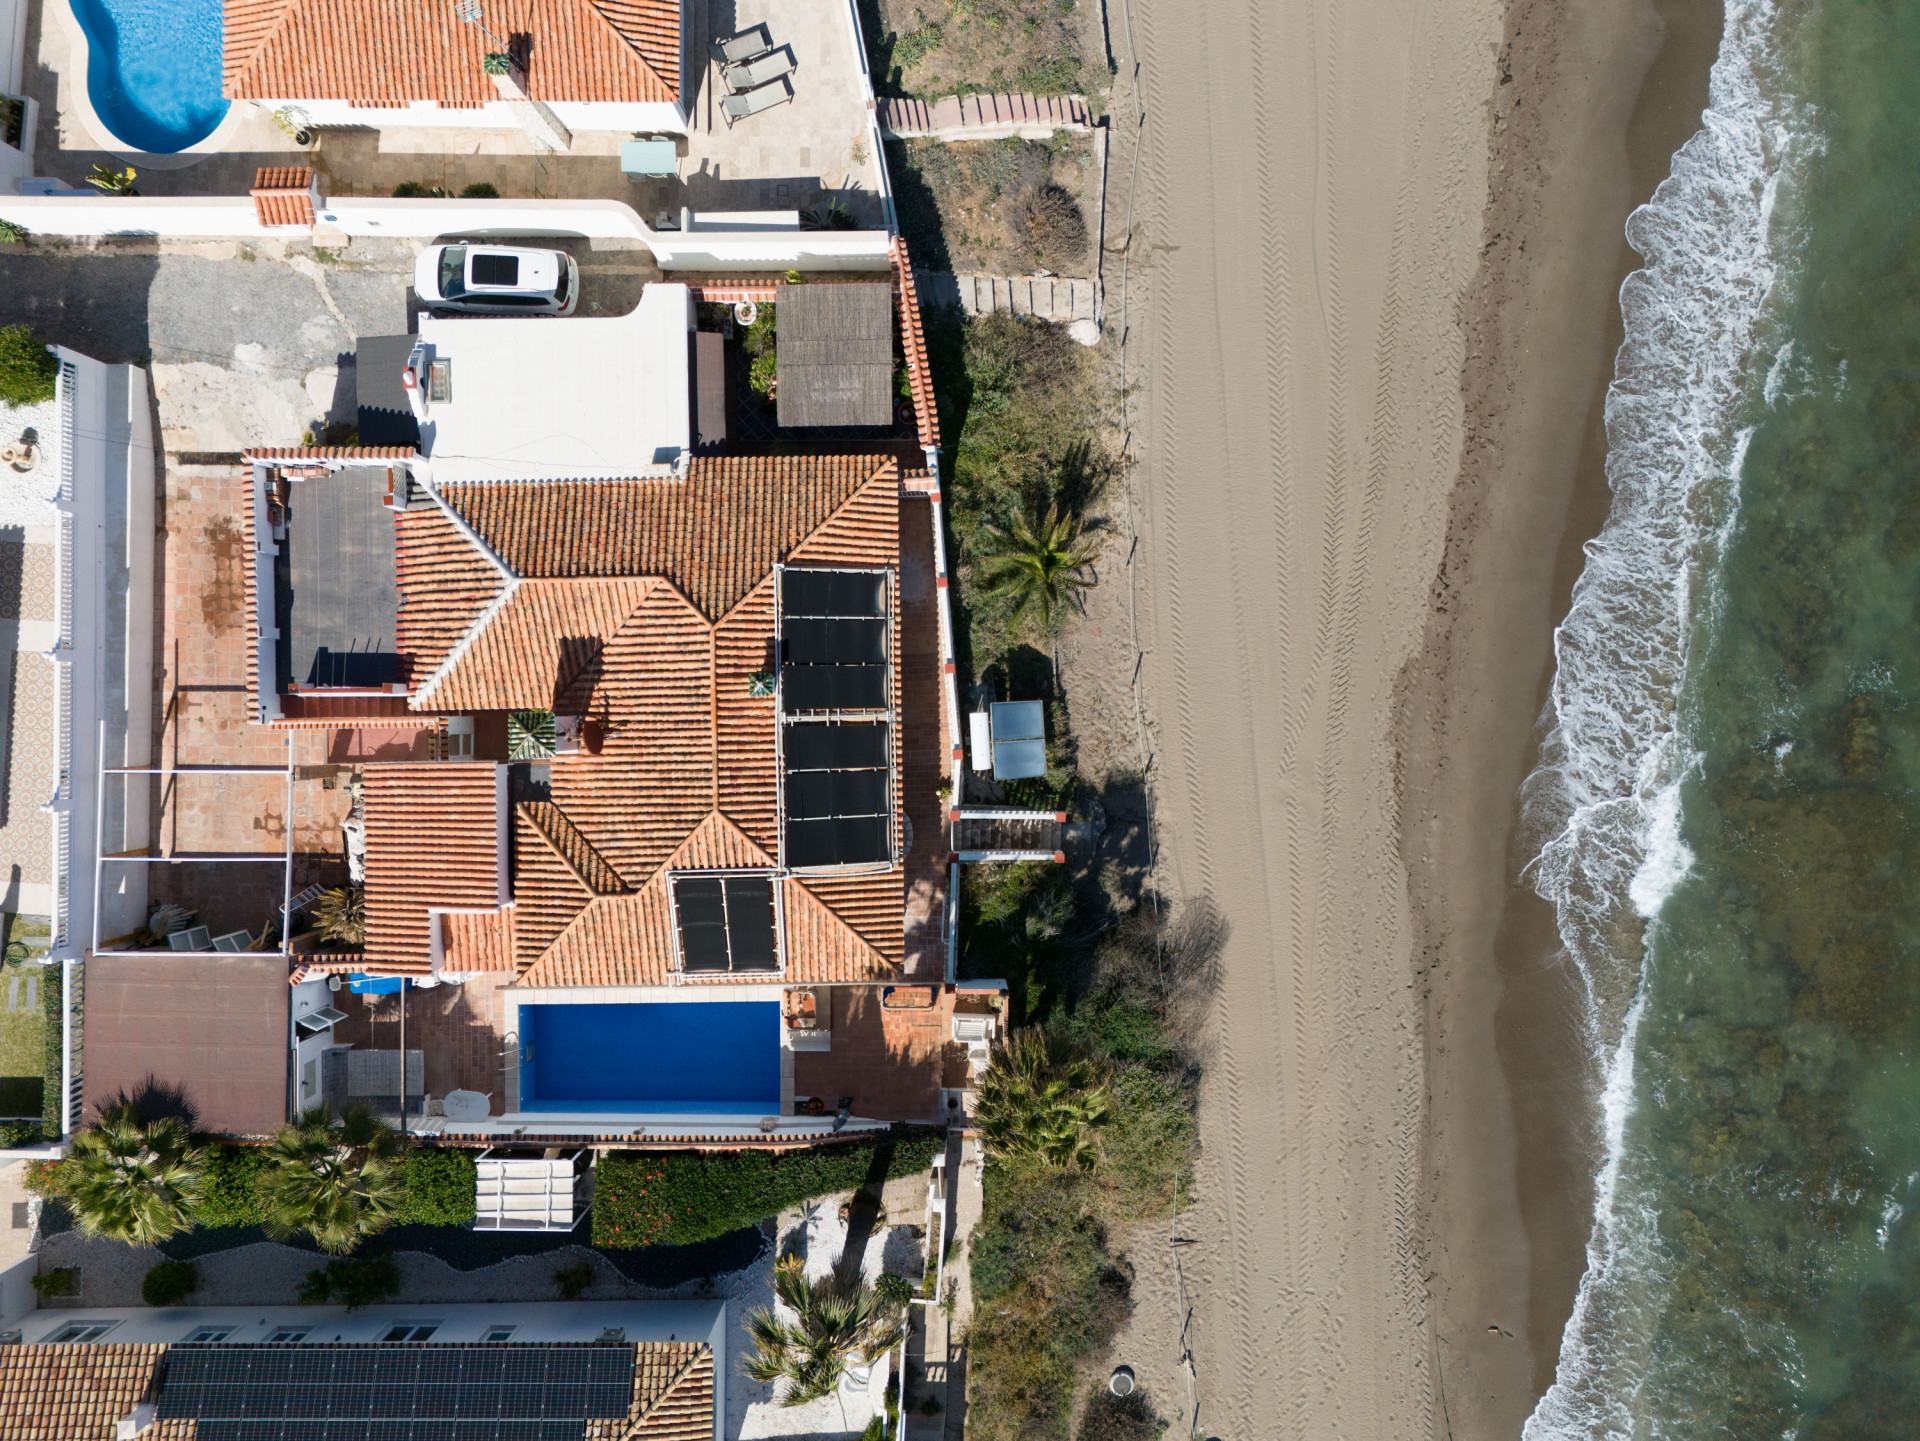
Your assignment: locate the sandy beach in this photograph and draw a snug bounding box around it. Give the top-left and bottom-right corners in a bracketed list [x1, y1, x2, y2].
[1062, 0, 1725, 1433]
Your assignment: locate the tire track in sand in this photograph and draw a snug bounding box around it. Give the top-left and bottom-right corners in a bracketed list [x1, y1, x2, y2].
[1116, 0, 1501, 1425]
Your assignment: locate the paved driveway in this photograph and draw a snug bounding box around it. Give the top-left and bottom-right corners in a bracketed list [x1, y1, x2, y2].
[0, 236, 659, 451]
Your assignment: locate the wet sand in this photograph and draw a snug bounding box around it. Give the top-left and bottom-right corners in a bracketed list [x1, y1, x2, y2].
[1070, 0, 1726, 1430]
[1399, 0, 1723, 1434]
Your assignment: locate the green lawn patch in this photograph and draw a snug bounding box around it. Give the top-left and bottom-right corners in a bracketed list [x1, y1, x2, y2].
[593, 1132, 942, 1248]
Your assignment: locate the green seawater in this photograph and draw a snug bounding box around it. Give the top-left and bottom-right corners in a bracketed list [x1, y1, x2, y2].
[1530, 0, 1920, 1435]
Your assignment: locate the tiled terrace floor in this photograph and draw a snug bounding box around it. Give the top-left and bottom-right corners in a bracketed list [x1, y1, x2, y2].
[792, 986, 970, 1124]
[329, 971, 515, 1117]
[142, 463, 432, 939]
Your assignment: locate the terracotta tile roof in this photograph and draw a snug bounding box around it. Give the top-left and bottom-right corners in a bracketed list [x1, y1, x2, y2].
[441, 907, 517, 971]
[421, 576, 654, 711]
[891, 237, 941, 450]
[380, 457, 918, 985]
[521, 799, 627, 895]
[0, 1344, 166, 1441]
[439, 455, 884, 619]
[577, 1343, 713, 1441]
[242, 445, 417, 461]
[363, 762, 505, 973]
[223, 0, 680, 106]
[252, 165, 315, 227]
[395, 505, 510, 686]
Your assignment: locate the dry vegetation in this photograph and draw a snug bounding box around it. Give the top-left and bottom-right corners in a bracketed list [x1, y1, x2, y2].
[891, 136, 1098, 275]
[864, 0, 1095, 100]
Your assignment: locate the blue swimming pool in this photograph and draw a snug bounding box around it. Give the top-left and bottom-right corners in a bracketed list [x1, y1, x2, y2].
[520, 1002, 781, 1115]
[69, 0, 229, 153]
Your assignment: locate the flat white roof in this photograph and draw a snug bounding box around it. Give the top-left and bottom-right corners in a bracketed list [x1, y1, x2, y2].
[16, 1299, 727, 1347]
[417, 283, 692, 483]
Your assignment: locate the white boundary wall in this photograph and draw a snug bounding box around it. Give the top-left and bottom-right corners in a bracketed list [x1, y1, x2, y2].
[0, 194, 893, 270]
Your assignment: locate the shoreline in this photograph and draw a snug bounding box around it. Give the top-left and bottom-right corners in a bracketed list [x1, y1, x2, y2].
[1397, 0, 1724, 1435]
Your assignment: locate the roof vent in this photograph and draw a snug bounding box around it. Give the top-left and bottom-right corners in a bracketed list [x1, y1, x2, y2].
[115, 1405, 157, 1440]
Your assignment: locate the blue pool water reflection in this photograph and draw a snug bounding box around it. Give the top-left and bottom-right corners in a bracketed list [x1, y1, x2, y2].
[69, 0, 229, 153]
[520, 1002, 781, 1114]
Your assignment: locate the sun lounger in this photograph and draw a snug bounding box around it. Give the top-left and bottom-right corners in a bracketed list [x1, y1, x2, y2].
[710, 26, 771, 66]
[168, 925, 211, 952]
[722, 76, 794, 126]
[723, 48, 795, 96]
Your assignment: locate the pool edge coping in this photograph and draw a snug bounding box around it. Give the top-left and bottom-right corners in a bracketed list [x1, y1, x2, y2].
[49, 0, 248, 166]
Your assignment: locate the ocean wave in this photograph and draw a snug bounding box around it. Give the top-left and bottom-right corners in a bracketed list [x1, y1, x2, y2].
[1519, 0, 1809, 1434]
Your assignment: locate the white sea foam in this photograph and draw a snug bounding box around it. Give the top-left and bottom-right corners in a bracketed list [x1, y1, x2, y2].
[1519, 0, 1812, 1434]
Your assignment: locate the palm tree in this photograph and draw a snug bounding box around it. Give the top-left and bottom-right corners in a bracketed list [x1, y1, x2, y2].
[61, 1106, 204, 1245]
[976, 1027, 1113, 1170]
[976, 502, 1099, 628]
[259, 1107, 403, 1254]
[744, 1256, 907, 1407]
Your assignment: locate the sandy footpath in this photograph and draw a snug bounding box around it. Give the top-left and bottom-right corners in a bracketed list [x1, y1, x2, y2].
[1073, 0, 1724, 1433]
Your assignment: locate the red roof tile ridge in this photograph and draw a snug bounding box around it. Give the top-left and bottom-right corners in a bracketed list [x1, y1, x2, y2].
[520, 799, 628, 896]
[408, 482, 524, 708]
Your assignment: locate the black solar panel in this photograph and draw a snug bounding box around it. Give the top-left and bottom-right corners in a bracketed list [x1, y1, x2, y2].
[675, 874, 778, 972]
[157, 1345, 634, 1432]
[783, 721, 891, 867]
[780, 569, 888, 716]
[782, 568, 885, 618]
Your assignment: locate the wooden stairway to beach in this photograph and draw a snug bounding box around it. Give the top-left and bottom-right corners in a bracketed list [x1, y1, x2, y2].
[878, 92, 1094, 141]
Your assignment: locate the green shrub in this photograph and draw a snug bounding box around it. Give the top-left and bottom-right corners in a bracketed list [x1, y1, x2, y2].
[0, 325, 56, 409]
[392, 181, 429, 198]
[0, 1119, 39, 1147]
[554, 1261, 593, 1299]
[191, 1144, 270, 1228]
[592, 1132, 941, 1248]
[966, 1168, 1128, 1440]
[296, 1251, 401, 1309]
[31, 1267, 75, 1300]
[397, 1147, 475, 1225]
[41, 963, 60, 1135]
[460, 182, 500, 198]
[141, 1259, 197, 1307]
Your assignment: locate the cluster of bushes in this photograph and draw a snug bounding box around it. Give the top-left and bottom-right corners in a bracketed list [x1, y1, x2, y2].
[0, 324, 57, 409]
[28, 1122, 477, 1249]
[159, 1143, 476, 1230]
[962, 905, 1213, 1440]
[593, 1131, 942, 1248]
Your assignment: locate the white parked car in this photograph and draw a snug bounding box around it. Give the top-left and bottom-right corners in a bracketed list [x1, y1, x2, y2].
[413, 243, 579, 316]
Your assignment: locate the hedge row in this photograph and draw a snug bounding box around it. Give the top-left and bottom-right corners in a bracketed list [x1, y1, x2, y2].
[593, 1131, 943, 1249]
[162, 1144, 476, 1230]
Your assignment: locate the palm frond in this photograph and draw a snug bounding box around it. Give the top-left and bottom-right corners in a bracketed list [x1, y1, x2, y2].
[62, 1106, 205, 1245]
[976, 502, 1099, 629]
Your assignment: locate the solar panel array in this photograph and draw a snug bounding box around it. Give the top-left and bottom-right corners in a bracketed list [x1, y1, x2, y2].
[675, 874, 779, 972]
[779, 569, 887, 713]
[783, 721, 891, 868]
[156, 1344, 634, 1441]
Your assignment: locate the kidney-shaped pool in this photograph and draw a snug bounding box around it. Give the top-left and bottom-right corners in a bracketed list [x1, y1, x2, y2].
[69, 0, 230, 153]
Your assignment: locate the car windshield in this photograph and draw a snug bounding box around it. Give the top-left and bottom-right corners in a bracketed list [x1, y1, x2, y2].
[554, 262, 569, 304]
[437, 246, 467, 298]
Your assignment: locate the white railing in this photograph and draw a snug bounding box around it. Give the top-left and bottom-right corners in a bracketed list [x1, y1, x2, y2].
[48, 808, 68, 950]
[56, 363, 74, 503]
